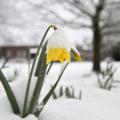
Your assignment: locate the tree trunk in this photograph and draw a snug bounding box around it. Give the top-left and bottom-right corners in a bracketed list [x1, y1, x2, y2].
[92, 0, 105, 72]
[92, 17, 101, 72]
[93, 11, 101, 72]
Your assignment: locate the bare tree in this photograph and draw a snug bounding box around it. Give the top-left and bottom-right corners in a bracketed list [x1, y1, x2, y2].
[1, 0, 120, 72]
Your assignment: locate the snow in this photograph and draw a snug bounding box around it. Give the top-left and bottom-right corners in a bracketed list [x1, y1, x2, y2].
[47, 28, 71, 52]
[0, 61, 120, 120]
[39, 98, 120, 120]
[0, 112, 37, 120]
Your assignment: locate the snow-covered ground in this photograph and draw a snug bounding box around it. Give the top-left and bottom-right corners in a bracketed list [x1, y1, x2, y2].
[0, 60, 120, 120]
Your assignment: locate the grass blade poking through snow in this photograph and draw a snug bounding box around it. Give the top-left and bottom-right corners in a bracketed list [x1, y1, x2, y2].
[0, 69, 20, 114]
[34, 63, 69, 117]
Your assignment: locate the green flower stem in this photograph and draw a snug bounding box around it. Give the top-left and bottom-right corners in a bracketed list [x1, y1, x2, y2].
[22, 25, 57, 117]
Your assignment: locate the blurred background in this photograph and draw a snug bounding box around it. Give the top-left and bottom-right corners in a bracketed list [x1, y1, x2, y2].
[0, 0, 120, 73]
[0, 2, 120, 118]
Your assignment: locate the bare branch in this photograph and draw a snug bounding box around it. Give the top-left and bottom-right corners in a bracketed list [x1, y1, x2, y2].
[73, 0, 94, 17]
[43, 10, 92, 29]
[90, 0, 96, 7]
[60, 0, 93, 18]
[101, 21, 120, 30]
[101, 30, 120, 36]
[107, 0, 120, 5]
[62, 4, 81, 16]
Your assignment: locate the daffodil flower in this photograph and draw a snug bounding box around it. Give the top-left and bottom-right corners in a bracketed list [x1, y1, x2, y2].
[46, 28, 82, 64]
[71, 47, 82, 62]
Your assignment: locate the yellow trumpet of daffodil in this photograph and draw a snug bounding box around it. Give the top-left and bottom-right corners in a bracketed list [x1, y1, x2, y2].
[46, 28, 82, 64]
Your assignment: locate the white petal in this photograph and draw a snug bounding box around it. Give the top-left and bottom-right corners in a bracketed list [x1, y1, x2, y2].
[47, 28, 71, 52]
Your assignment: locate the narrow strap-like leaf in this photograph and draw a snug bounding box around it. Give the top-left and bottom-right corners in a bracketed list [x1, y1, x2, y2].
[0, 69, 20, 114]
[22, 25, 57, 117]
[34, 63, 69, 117]
[35, 48, 44, 76]
[28, 43, 47, 114]
[46, 62, 53, 75]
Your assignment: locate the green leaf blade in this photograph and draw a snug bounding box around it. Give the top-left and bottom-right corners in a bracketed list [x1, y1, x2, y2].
[0, 69, 20, 114]
[28, 43, 47, 114]
[34, 63, 69, 117]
